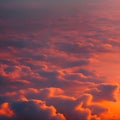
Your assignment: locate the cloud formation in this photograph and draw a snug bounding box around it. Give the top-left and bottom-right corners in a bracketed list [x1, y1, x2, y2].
[0, 0, 120, 120]
[0, 100, 66, 120]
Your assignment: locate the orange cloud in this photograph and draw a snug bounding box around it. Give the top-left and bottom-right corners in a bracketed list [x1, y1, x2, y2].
[0, 1, 120, 120]
[0, 102, 14, 117]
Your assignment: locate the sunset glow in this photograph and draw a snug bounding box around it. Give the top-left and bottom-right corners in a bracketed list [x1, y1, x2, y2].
[0, 0, 120, 120]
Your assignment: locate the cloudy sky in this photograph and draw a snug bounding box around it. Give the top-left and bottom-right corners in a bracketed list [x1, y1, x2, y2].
[0, 0, 120, 120]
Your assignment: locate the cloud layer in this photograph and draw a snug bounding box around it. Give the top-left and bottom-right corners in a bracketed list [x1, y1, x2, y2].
[0, 0, 120, 120]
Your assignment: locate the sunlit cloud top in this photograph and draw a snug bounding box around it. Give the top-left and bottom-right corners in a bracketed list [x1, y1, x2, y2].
[0, 0, 120, 120]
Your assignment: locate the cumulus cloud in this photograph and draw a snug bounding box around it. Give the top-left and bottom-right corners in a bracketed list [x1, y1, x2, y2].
[88, 83, 119, 102]
[46, 94, 108, 120]
[0, 0, 120, 120]
[0, 100, 66, 120]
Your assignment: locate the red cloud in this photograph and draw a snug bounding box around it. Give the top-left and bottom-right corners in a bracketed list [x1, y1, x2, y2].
[0, 1, 120, 120]
[0, 102, 14, 117]
[0, 100, 66, 120]
[88, 83, 119, 102]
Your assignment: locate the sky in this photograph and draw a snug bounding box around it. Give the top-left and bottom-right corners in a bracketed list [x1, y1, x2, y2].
[0, 0, 120, 120]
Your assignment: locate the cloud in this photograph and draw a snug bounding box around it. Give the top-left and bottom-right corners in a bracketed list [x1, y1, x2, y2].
[78, 69, 96, 77]
[55, 41, 112, 55]
[0, 100, 66, 120]
[55, 42, 90, 54]
[23, 87, 64, 100]
[47, 94, 108, 120]
[0, 102, 14, 118]
[0, 39, 30, 50]
[88, 83, 119, 102]
[63, 60, 90, 68]
[47, 96, 89, 120]
[89, 105, 107, 116]
[0, 1, 120, 120]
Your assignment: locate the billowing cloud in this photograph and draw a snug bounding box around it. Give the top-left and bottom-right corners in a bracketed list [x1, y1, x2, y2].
[0, 100, 66, 120]
[47, 94, 108, 120]
[0, 0, 120, 120]
[88, 83, 119, 102]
